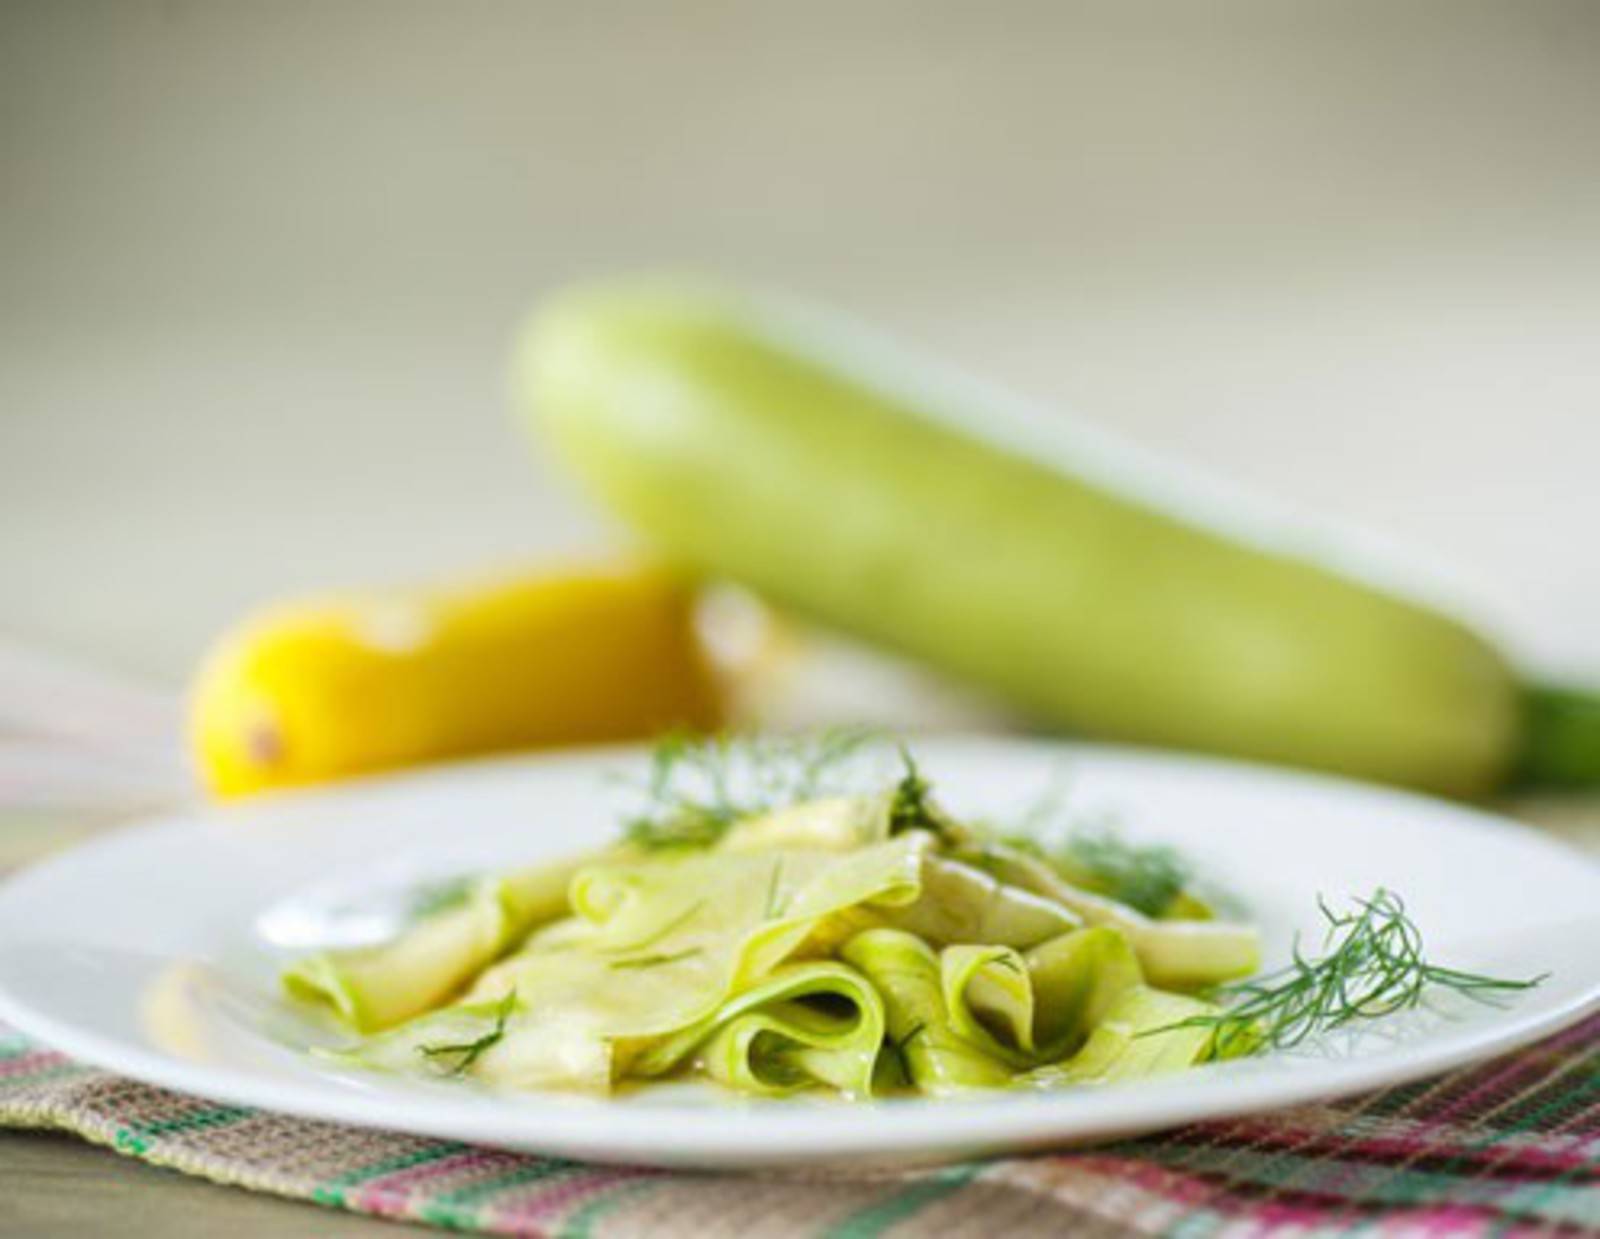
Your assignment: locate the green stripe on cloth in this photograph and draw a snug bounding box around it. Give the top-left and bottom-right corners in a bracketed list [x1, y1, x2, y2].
[128, 1104, 254, 1140]
[559, 1178, 663, 1238]
[312, 1141, 473, 1206]
[421, 1160, 579, 1213]
[823, 1164, 984, 1238]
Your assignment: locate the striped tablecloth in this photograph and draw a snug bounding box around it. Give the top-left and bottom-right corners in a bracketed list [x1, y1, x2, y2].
[2, 645, 1597, 1236]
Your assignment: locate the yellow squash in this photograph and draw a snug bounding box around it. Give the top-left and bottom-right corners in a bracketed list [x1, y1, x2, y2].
[191, 564, 723, 797]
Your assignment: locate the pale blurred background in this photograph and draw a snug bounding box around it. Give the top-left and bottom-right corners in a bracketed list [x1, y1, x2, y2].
[3, 0, 1597, 690]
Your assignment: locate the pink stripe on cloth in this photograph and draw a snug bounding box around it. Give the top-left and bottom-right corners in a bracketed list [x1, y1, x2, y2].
[1399, 1016, 1598, 1142]
[1386, 1202, 1537, 1238]
[0, 1049, 72, 1080]
[1199, 1116, 1600, 1177]
[489, 1167, 648, 1230]
[351, 1150, 519, 1215]
[1065, 1154, 1226, 1209]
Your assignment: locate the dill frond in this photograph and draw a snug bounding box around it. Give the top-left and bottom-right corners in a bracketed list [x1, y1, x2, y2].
[618, 728, 880, 850]
[405, 875, 477, 921]
[607, 947, 704, 971]
[994, 777, 1202, 918]
[886, 745, 963, 843]
[416, 989, 517, 1076]
[1157, 889, 1545, 1056]
[1057, 828, 1190, 919]
[763, 860, 787, 919]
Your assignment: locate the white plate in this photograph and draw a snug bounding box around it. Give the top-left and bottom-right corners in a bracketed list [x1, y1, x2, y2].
[1, 738, 1596, 1170]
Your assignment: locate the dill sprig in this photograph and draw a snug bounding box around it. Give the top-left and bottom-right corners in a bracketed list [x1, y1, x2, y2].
[887, 747, 934, 830]
[996, 821, 1193, 919]
[995, 778, 1200, 918]
[416, 989, 517, 1076]
[1058, 829, 1190, 919]
[1162, 889, 1545, 1056]
[885, 1020, 928, 1082]
[763, 860, 787, 919]
[886, 746, 958, 841]
[406, 875, 477, 921]
[607, 947, 704, 971]
[619, 728, 879, 850]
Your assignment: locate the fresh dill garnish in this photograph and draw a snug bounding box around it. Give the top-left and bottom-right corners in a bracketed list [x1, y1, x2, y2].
[886, 746, 958, 842]
[607, 947, 704, 971]
[619, 729, 878, 850]
[601, 901, 705, 956]
[1058, 828, 1190, 919]
[886, 1020, 928, 1080]
[619, 732, 735, 850]
[416, 989, 516, 1076]
[763, 860, 786, 919]
[995, 777, 1200, 917]
[1154, 889, 1545, 1055]
[406, 875, 477, 921]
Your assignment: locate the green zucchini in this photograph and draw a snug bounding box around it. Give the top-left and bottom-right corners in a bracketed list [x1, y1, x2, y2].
[513, 278, 1580, 799]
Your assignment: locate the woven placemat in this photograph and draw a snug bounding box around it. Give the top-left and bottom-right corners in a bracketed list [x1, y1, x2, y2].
[4, 1013, 1597, 1236]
